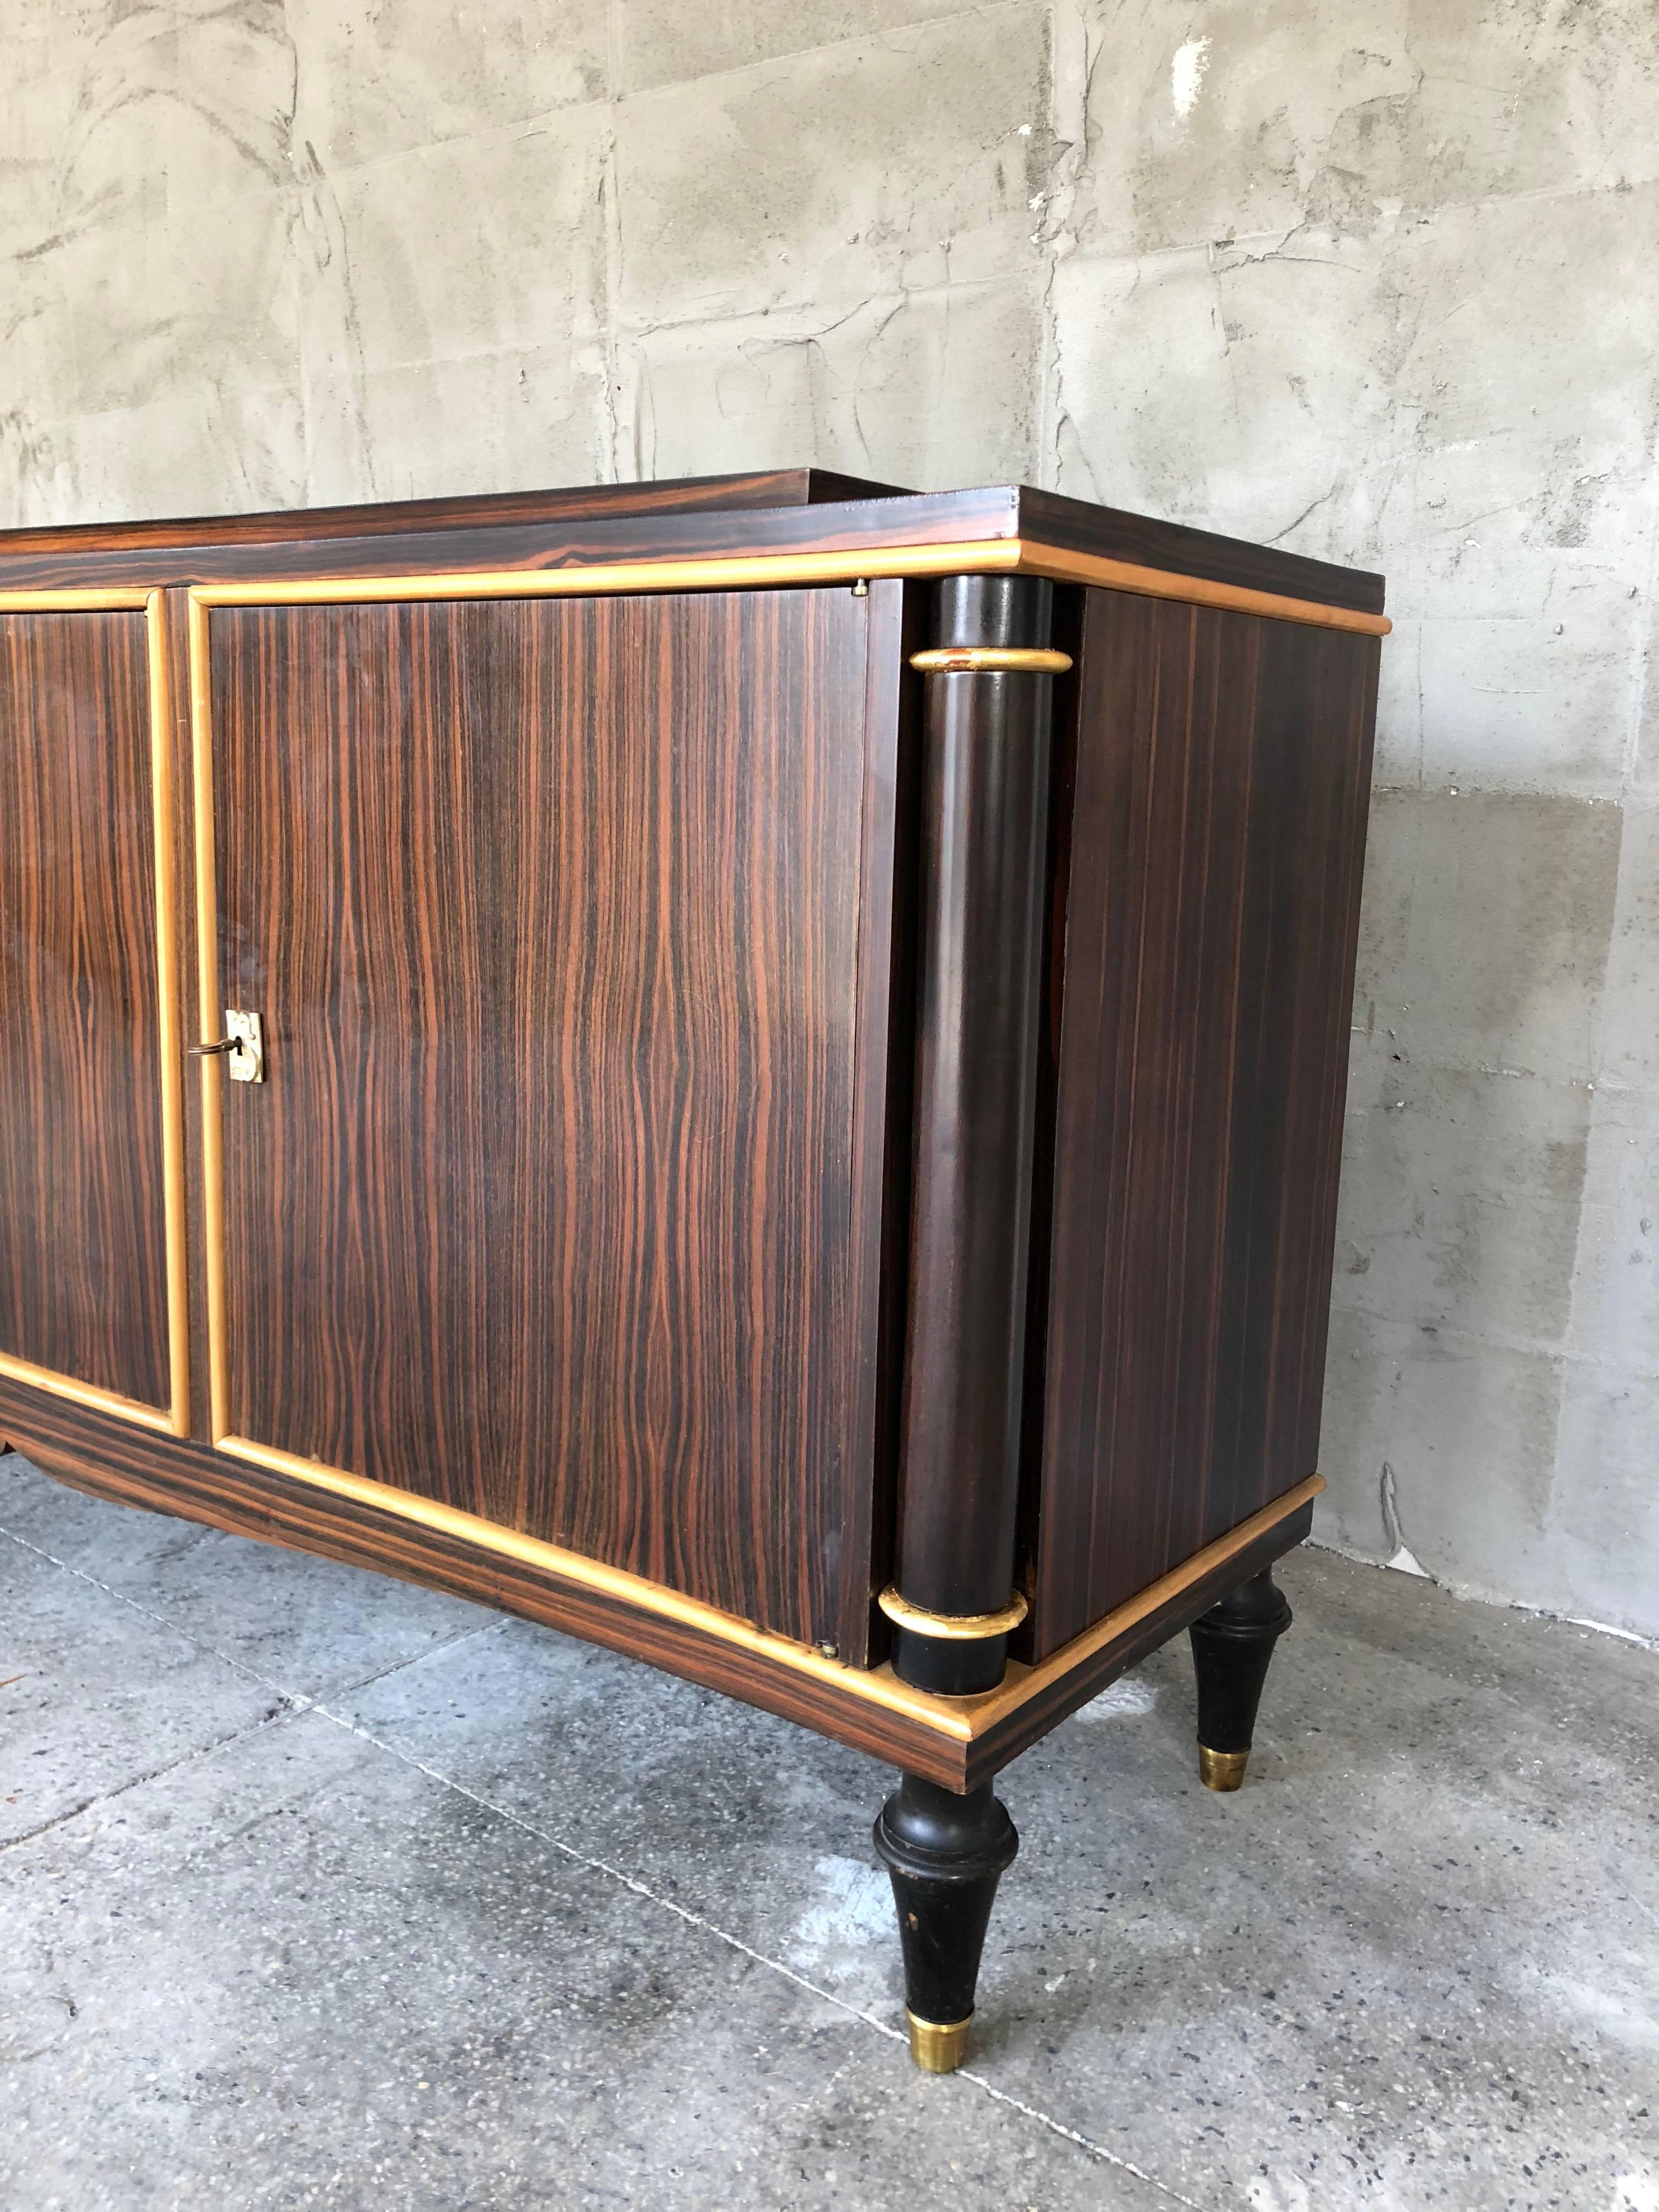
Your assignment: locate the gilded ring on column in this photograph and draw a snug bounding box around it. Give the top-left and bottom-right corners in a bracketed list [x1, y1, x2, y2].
[877, 1587, 1030, 1639]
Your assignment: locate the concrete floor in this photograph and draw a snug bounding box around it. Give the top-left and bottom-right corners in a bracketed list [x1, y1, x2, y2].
[1, 1452, 1655, 2212]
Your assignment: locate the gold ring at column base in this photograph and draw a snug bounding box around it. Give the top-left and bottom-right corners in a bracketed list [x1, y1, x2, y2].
[1199, 1745, 1250, 1792]
[909, 645, 1074, 676]
[877, 1586, 1029, 1639]
[907, 2010, 973, 2073]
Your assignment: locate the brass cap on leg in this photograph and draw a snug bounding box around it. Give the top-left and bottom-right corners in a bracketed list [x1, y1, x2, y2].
[1199, 1745, 1250, 1792]
[906, 2010, 973, 2073]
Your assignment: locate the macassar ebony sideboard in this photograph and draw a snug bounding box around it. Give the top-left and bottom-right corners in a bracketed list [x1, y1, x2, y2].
[0, 470, 1384, 2070]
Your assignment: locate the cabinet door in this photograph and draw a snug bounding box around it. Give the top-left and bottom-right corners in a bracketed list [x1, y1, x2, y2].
[194, 585, 900, 1654]
[0, 596, 186, 1432]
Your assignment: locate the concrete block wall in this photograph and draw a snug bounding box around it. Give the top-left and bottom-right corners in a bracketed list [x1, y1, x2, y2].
[5, 0, 1655, 1634]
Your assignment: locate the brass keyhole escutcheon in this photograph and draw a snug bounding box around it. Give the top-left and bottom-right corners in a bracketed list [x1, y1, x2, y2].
[188, 1008, 264, 1084]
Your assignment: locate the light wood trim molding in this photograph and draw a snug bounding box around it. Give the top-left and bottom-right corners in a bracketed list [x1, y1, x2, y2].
[213, 1431, 978, 1742]
[186, 591, 232, 1441]
[0, 588, 189, 1436]
[145, 592, 191, 1436]
[186, 545, 1388, 636]
[0, 1352, 177, 1435]
[207, 1424, 1322, 1750]
[187, 544, 1023, 612]
[0, 588, 152, 612]
[1012, 543, 1391, 636]
[953, 1474, 1327, 1741]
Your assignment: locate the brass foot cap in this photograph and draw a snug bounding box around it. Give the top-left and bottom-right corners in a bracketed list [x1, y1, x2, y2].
[906, 2010, 972, 2073]
[1199, 1745, 1249, 1792]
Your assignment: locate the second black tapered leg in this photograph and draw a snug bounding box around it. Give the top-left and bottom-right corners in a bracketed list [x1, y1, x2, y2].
[1188, 1567, 1294, 1791]
[873, 1774, 1018, 2072]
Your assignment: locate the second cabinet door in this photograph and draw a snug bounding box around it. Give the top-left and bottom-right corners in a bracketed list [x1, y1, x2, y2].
[197, 584, 898, 1653]
[0, 598, 184, 1433]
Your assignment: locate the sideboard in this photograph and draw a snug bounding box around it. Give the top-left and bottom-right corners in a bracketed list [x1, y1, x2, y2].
[0, 470, 1385, 2069]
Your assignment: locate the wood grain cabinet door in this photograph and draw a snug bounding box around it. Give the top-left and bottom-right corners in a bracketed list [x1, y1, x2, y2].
[0, 595, 187, 1434]
[192, 584, 904, 1655]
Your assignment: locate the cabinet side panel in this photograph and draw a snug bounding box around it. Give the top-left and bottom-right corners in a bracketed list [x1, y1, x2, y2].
[211, 586, 883, 1647]
[0, 609, 172, 1412]
[1032, 590, 1378, 1656]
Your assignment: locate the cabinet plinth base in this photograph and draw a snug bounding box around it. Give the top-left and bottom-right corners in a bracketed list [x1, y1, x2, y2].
[2, 1384, 1323, 1792]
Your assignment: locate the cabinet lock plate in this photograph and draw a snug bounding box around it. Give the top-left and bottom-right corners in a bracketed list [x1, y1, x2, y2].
[189, 1009, 264, 1083]
[224, 1008, 264, 1082]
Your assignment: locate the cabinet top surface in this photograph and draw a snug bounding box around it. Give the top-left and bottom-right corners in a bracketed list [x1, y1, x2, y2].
[0, 469, 900, 555]
[0, 469, 1386, 622]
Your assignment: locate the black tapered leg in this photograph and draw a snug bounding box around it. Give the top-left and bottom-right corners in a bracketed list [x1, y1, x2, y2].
[873, 1774, 1019, 2072]
[1188, 1567, 1294, 1791]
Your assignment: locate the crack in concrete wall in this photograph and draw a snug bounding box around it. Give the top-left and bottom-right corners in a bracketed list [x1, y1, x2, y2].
[2, 0, 1656, 1632]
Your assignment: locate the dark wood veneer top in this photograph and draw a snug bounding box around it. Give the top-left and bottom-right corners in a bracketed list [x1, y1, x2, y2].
[0, 473, 1384, 614]
[0, 469, 908, 556]
[1015, 487, 1385, 616]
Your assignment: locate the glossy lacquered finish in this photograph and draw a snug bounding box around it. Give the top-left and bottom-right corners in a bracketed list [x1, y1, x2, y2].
[0, 1375, 1320, 1792]
[890, 575, 1056, 1698]
[0, 478, 1385, 629]
[201, 583, 900, 1658]
[1015, 486, 1384, 616]
[0, 469, 901, 558]
[0, 605, 173, 1415]
[1030, 591, 1379, 1657]
[873, 1774, 1019, 2070]
[0, 473, 1391, 2074]
[0, 472, 1384, 1768]
[1189, 1567, 1295, 1790]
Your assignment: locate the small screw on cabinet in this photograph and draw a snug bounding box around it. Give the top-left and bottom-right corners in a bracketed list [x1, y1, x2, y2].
[0, 467, 1384, 2068]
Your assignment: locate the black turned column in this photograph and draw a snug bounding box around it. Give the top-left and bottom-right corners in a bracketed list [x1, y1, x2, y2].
[884, 573, 1059, 1696]
[1188, 1567, 1294, 1791]
[873, 575, 1064, 2070]
[873, 1776, 1019, 2074]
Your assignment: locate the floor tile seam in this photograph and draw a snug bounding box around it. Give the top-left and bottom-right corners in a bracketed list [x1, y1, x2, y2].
[2, 1511, 518, 1709]
[0, 1522, 303, 1699]
[313, 1615, 514, 1703]
[307, 1697, 1215, 2211]
[0, 1696, 306, 1857]
[0, 1493, 1211, 2204]
[1304, 1537, 1659, 1659]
